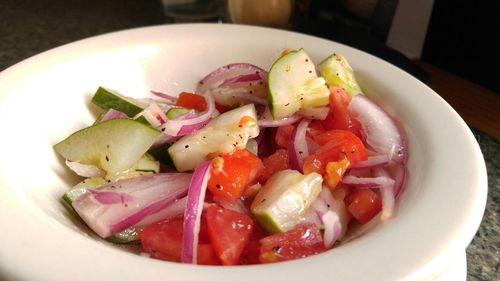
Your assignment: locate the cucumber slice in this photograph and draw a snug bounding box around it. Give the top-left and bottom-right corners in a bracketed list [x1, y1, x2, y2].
[268, 49, 330, 119]
[54, 119, 160, 176]
[251, 169, 322, 233]
[61, 177, 139, 243]
[166, 107, 191, 120]
[168, 104, 259, 172]
[91, 87, 146, 117]
[134, 153, 160, 173]
[318, 53, 362, 96]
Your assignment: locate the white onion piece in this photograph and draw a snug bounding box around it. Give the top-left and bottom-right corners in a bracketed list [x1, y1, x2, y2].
[348, 94, 407, 163]
[181, 161, 212, 264]
[160, 91, 215, 136]
[350, 155, 390, 169]
[72, 173, 192, 238]
[322, 210, 341, 248]
[297, 107, 330, 120]
[257, 107, 301, 127]
[65, 160, 105, 178]
[136, 102, 168, 128]
[288, 119, 310, 172]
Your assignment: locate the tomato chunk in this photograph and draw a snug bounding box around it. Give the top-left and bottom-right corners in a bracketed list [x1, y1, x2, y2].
[319, 86, 361, 136]
[139, 216, 220, 265]
[275, 124, 295, 148]
[346, 189, 382, 224]
[304, 130, 367, 174]
[208, 149, 264, 202]
[176, 92, 207, 111]
[259, 149, 290, 183]
[259, 223, 326, 263]
[206, 205, 254, 265]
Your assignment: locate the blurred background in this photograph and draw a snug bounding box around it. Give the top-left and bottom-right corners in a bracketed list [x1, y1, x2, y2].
[0, 1, 498, 280]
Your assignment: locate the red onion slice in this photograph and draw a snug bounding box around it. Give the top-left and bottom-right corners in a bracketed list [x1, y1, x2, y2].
[288, 119, 311, 172]
[373, 167, 396, 221]
[341, 175, 394, 188]
[100, 109, 128, 122]
[72, 173, 192, 238]
[350, 155, 390, 169]
[181, 161, 212, 264]
[135, 196, 187, 228]
[197, 63, 268, 107]
[65, 160, 105, 178]
[213, 197, 250, 215]
[150, 90, 177, 101]
[220, 73, 262, 86]
[297, 107, 330, 120]
[348, 94, 407, 164]
[159, 91, 215, 136]
[257, 107, 301, 127]
[88, 190, 134, 205]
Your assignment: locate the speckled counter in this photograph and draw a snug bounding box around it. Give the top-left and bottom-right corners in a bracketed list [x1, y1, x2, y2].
[1, 1, 498, 280]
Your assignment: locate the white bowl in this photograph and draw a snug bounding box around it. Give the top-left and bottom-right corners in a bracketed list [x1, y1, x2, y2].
[0, 24, 487, 281]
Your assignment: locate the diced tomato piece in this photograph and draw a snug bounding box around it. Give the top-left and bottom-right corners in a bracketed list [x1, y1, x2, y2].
[215, 102, 231, 113]
[259, 149, 290, 183]
[259, 223, 326, 263]
[319, 86, 361, 136]
[346, 189, 382, 224]
[206, 205, 254, 265]
[303, 130, 367, 174]
[208, 149, 264, 202]
[275, 124, 295, 148]
[139, 216, 220, 265]
[307, 120, 327, 139]
[241, 224, 268, 265]
[176, 92, 207, 111]
[324, 155, 350, 189]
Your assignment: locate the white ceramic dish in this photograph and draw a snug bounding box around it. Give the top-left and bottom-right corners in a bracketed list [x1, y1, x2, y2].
[0, 24, 487, 281]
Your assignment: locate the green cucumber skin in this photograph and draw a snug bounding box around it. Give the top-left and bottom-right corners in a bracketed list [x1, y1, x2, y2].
[91, 87, 143, 117]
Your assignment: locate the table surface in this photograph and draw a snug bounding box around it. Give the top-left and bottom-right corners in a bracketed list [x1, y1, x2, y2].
[1, 1, 498, 280]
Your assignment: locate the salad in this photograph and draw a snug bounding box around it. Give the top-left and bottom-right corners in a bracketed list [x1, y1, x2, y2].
[54, 49, 408, 265]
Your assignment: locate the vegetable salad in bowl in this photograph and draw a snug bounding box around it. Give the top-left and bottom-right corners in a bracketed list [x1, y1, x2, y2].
[54, 48, 408, 265]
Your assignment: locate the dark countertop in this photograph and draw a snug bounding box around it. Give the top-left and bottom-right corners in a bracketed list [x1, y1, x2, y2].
[1, 1, 498, 280]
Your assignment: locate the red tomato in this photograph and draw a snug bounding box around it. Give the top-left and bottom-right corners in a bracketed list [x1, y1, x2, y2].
[319, 86, 361, 136]
[240, 224, 267, 265]
[176, 92, 207, 111]
[345, 189, 382, 224]
[303, 130, 367, 174]
[208, 149, 264, 202]
[275, 124, 295, 148]
[259, 149, 290, 183]
[259, 223, 326, 263]
[215, 102, 231, 113]
[206, 205, 254, 265]
[139, 216, 220, 265]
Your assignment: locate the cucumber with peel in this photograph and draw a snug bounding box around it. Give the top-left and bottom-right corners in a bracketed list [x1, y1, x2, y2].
[54, 118, 160, 176]
[168, 104, 259, 172]
[91, 87, 146, 117]
[251, 169, 323, 233]
[318, 53, 363, 96]
[268, 49, 330, 119]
